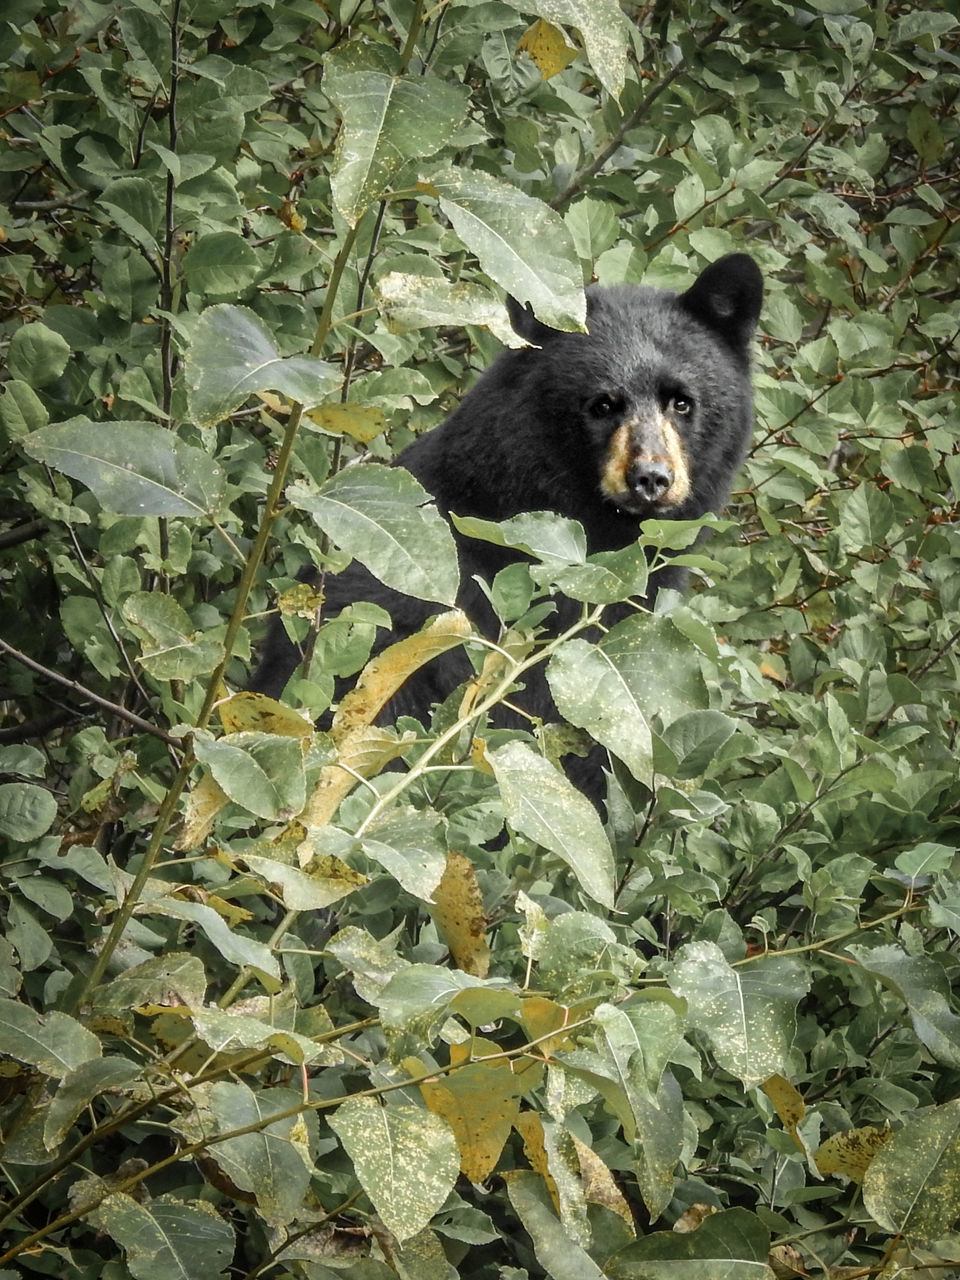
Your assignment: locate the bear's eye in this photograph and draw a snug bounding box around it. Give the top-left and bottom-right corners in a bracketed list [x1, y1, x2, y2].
[668, 394, 693, 417]
[588, 393, 620, 419]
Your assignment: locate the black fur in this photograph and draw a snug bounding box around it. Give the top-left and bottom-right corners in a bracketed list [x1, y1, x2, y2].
[250, 254, 763, 740]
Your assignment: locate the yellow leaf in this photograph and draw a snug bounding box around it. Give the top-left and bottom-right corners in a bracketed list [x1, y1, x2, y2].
[218, 690, 314, 738]
[176, 771, 228, 851]
[519, 996, 579, 1060]
[673, 1203, 717, 1232]
[417, 1040, 526, 1182]
[517, 19, 576, 79]
[300, 725, 415, 828]
[571, 1135, 635, 1230]
[430, 851, 491, 977]
[305, 403, 387, 443]
[514, 1110, 559, 1210]
[814, 1125, 891, 1183]
[763, 1073, 806, 1152]
[277, 579, 322, 620]
[332, 609, 471, 738]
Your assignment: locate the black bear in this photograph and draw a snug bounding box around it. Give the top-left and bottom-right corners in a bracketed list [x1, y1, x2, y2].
[251, 253, 763, 747]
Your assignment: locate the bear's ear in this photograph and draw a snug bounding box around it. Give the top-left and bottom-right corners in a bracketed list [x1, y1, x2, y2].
[505, 296, 563, 346]
[679, 253, 763, 351]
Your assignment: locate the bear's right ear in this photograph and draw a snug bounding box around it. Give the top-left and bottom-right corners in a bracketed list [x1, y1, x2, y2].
[679, 253, 763, 352]
[505, 296, 563, 346]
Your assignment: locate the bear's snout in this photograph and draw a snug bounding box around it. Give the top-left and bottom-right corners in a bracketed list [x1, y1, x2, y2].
[600, 414, 692, 511]
[628, 458, 673, 502]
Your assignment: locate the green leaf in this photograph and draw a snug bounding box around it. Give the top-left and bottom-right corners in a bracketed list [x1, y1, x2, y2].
[376, 272, 518, 345]
[190, 1009, 330, 1066]
[329, 1096, 460, 1242]
[863, 1098, 960, 1244]
[325, 45, 470, 224]
[0, 379, 49, 441]
[548, 615, 709, 781]
[668, 943, 810, 1088]
[24, 420, 225, 517]
[850, 945, 960, 1069]
[377, 965, 508, 1042]
[88, 1192, 235, 1280]
[0, 782, 57, 841]
[548, 639, 654, 781]
[122, 592, 225, 681]
[91, 953, 207, 1013]
[489, 741, 615, 908]
[182, 230, 262, 296]
[178, 1082, 315, 1226]
[142, 895, 280, 983]
[288, 465, 460, 607]
[98, 176, 162, 252]
[836, 483, 893, 551]
[452, 509, 587, 565]
[504, 1170, 605, 1280]
[185, 304, 339, 428]
[193, 732, 306, 821]
[0, 998, 101, 1078]
[606, 1207, 774, 1279]
[361, 807, 448, 901]
[430, 166, 586, 331]
[237, 851, 365, 911]
[7, 322, 70, 385]
[44, 1057, 141, 1149]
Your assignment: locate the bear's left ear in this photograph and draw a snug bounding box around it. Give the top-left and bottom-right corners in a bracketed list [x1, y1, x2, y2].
[679, 253, 763, 351]
[505, 296, 564, 346]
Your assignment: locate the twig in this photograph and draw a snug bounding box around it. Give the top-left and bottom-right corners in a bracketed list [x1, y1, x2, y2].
[0, 639, 181, 748]
[549, 17, 731, 212]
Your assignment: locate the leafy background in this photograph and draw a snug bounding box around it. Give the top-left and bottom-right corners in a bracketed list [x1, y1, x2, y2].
[1, 0, 960, 1277]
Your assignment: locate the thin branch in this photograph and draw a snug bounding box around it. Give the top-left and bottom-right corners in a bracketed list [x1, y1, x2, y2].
[0, 639, 182, 748]
[549, 17, 731, 212]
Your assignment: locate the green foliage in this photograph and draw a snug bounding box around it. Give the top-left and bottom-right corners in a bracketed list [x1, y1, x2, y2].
[1, 1, 960, 1278]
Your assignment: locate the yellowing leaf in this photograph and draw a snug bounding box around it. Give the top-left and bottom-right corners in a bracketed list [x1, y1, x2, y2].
[571, 1135, 634, 1230]
[176, 772, 228, 851]
[430, 851, 490, 978]
[763, 1074, 806, 1152]
[332, 609, 471, 737]
[417, 1040, 526, 1182]
[305, 403, 387, 443]
[815, 1126, 891, 1183]
[218, 691, 314, 738]
[518, 19, 576, 79]
[519, 995, 577, 1058]
[514, 1110, 559, 1211]
[300, 725, 415, 828]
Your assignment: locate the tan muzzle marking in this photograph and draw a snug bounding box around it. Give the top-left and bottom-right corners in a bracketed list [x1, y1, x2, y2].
[600, 413, 691, 506]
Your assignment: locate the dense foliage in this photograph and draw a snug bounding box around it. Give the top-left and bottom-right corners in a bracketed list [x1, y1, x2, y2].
[1, 0, 960, 1276]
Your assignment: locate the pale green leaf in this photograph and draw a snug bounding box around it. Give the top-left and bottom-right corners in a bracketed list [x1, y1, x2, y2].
[88, 1191, 235, 1280]
[668, 943, 810, 1088]
[0, 782, 57, 841]
[24, 420, 225, 517]
[489, 741, 615, 908]
[0, 998, 101, 1078]
[288, 465, 460, 606]
[329, 1096, 460, 1242]
[430, 166, 585, 331]
[185, 304, 339, 428]
[325, 46, 470, 224]
[863, 1098, 960, 1244]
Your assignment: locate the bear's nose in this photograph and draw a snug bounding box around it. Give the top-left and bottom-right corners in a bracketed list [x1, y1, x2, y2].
[628, 459, 673, 502]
